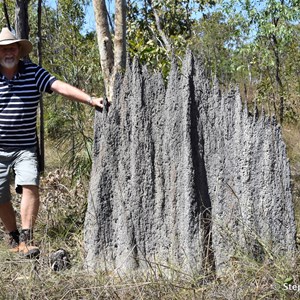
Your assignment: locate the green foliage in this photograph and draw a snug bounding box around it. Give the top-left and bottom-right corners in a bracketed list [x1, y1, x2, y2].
[0, 1, 14, 27]
[220, 0, 300, 122]
[190, 11, 241, 83]
[127, 0, 217, 77]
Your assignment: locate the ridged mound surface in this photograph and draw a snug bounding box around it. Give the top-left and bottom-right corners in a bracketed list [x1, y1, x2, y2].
[84, 52, 296, 274]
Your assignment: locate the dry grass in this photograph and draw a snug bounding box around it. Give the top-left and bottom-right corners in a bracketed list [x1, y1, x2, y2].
[1, 241, 300, 300]
[283, 122, 300, 234]
[0, 233, 300, 299]
[1, 120, 300, 299]
[283, 122, 300, 173]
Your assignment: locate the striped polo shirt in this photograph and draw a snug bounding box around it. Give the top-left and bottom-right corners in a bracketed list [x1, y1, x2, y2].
[0, 61, 56, 148]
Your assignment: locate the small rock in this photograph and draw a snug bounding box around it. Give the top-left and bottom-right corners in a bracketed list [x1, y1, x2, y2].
[50, 248, 70, 271]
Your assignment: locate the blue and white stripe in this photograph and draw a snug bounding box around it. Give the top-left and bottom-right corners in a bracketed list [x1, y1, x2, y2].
[0, 61, 56, 148]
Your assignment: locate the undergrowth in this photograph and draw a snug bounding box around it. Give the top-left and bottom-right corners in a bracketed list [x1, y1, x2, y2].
[0, 232, 299, 299]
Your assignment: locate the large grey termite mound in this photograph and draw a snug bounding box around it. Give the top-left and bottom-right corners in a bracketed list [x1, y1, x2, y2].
[84, 52, 296, 275]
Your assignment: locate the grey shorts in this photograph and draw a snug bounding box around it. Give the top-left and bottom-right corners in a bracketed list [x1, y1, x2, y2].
[0, 147, 39, 204]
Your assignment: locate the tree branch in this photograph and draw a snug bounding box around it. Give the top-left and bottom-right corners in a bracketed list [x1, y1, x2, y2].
[148, 0, 172, 53]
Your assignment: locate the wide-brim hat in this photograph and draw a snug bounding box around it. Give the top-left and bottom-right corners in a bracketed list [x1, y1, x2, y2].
[0, 27, 33, 58]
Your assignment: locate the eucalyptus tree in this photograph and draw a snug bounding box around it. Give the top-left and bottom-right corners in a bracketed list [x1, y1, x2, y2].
[190, 11, 241, 84]
[92, 0, 217, 86]
[126, 0, 217, 77]
[15, 0, 31, 41]
[93, 0, 126, 101]
[221, 0, 300, 123]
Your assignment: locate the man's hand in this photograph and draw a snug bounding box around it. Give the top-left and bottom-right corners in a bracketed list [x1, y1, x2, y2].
[90, 97, 104, 109]
[91, 97, 111, 112]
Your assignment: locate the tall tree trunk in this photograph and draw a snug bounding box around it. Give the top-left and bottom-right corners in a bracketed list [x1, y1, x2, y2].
[15, 0, 31, 60]
[93, 0, 114, 101]
[93, 0, 126, 102]
[114, 0, 126, 73]
[15, 0, 30, 38]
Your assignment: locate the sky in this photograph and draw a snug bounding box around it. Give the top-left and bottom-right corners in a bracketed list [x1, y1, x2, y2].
[45, 0, 96, 33]
[82, 2, 96, 32]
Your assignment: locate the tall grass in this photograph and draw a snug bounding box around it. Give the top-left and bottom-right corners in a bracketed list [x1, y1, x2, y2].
[1, 242, 300, 299]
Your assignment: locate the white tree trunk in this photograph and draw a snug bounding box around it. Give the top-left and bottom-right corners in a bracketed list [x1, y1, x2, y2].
[93, 0, 126, 102]
[114, 0, 126, 73]
[93, 0, 114, 100]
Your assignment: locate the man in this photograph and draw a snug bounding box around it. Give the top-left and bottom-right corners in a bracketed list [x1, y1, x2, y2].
[0, 27, 104, 258]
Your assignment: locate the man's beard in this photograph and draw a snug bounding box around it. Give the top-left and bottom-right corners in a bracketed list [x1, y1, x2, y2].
[0, 57, 18, 69]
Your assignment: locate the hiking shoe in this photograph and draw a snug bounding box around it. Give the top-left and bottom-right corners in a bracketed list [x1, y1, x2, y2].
[17, 242, 40, 258]
[10, 229, 40, 258]
[6, 230, 20, 249]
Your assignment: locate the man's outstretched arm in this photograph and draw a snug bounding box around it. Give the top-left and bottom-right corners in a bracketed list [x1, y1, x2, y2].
[50, 80, 104, 109]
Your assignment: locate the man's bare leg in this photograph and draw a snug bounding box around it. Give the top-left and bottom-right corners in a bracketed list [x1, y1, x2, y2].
[17, 185, 40, 257]
[20, 185, 39, 229]
[0, 201, 17, 232]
